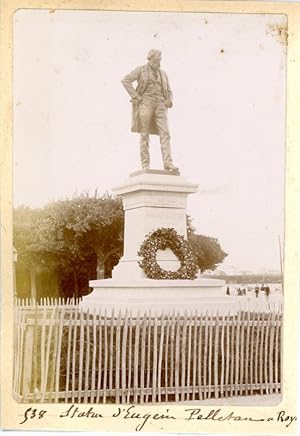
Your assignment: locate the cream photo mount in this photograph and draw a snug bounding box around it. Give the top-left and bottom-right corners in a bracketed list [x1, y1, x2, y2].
[1, 1, 299, 434]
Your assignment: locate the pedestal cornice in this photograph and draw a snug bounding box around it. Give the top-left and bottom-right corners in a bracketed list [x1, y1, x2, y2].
[112, 171, 198, 196]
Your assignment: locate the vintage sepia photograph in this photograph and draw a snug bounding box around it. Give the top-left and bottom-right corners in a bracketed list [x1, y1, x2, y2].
[12, 8, 286, 405]
[1, 1, 300, 434]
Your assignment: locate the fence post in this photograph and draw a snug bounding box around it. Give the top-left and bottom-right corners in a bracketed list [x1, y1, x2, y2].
[21, 323, 34, 400]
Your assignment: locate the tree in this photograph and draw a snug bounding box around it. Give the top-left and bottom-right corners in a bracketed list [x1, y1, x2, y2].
[188, 233, 227, 273]
[40, 193, 124, 280]
[186, 214, 196, 237]
[14, 193, 124, 298]
[13, 206, 56, 298]
[14, 192, 124, 297]
[186, 215, 227, 273]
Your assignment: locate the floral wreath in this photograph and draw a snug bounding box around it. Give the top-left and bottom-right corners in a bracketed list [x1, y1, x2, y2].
[138, 227, 198, 280]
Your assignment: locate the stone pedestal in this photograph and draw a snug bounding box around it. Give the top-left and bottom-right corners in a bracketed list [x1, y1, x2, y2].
[80, 169, 225, 313]
[111, 169, 198, 280]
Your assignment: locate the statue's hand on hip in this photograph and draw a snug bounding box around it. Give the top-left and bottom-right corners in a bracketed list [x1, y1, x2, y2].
[132, 95, 143, 104]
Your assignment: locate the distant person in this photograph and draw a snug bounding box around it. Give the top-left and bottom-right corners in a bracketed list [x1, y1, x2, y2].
[266, 286, 270, 298]
[226, 286, 230, 296]
[255, 287, 259, 298]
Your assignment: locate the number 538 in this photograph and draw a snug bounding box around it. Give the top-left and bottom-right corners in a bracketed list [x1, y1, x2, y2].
[20, 407, 47, 424]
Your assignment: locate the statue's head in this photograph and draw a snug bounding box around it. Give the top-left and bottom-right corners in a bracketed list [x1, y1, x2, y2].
[147, 49, 161, 71]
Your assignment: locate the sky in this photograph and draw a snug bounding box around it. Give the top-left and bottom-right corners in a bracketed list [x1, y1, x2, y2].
[13, 9, 286, 273]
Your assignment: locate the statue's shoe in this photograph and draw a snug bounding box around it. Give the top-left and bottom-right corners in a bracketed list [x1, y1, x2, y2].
[164, 165, 179, 172]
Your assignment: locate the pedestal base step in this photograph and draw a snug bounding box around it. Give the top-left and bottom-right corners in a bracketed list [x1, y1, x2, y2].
[79, 278, 227, 314]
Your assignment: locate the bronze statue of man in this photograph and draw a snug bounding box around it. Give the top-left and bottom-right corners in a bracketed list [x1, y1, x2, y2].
[121, 49, 179, 172]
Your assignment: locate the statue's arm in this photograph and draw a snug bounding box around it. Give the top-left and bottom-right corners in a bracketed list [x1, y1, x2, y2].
[121, 66, 141, 100]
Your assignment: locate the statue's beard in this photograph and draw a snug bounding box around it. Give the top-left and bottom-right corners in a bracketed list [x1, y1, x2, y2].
[150, 63, 160, 71]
